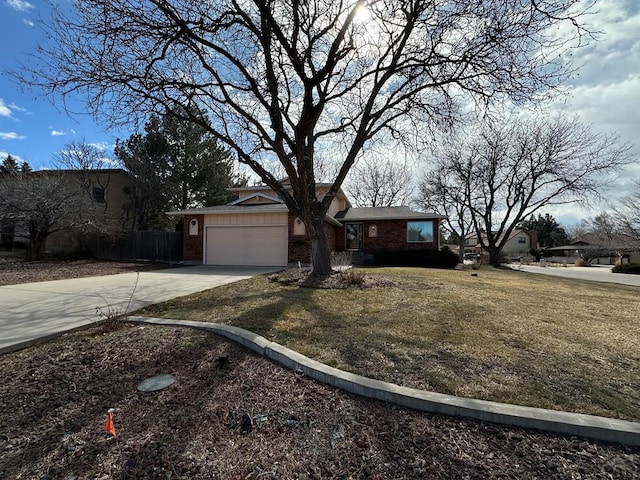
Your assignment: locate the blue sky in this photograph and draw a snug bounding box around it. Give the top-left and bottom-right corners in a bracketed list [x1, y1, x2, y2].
[1, 0, 639, 224]
[0, 0, 127, 169]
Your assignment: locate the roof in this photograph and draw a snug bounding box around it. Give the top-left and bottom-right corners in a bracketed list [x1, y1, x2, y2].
[465, 228, 531, 243]
[546, 244, 581, 251]
[166, 204, 289, 215]
[334, 206, 446, 221]
[166, 203, 343, 227]
[28, 168, 130, 176]
[229, 181, 332, 192]
[228, 192, 283, 205]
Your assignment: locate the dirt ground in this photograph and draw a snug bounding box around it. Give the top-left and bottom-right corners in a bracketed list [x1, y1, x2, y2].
[0, 256, 174, 286]
[0, 260, 638, 479]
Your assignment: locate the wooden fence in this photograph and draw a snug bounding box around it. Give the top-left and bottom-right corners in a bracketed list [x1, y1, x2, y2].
[90, 231, 183, 263]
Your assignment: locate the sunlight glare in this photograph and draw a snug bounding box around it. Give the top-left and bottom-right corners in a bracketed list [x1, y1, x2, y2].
[353, 2, 371, 24]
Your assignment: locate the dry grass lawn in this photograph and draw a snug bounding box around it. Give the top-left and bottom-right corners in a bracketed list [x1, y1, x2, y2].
[140, 266, 640, 422]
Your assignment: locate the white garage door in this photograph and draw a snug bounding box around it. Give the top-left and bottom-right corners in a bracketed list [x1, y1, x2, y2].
[205, 225, 288, 266]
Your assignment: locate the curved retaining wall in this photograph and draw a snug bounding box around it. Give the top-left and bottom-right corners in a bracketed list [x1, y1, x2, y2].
[127, 316, 640, 447]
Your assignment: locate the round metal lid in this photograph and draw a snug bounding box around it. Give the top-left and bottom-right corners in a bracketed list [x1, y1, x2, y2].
[137, 374, 176, 392]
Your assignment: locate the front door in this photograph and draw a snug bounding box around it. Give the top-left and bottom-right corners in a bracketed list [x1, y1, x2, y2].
[345, 223, 363, 251]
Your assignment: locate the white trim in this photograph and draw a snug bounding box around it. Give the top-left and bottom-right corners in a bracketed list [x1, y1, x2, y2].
[228, 192, 284, 205]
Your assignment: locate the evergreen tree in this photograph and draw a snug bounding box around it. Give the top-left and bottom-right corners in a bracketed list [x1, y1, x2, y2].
[115, 105, 242, 230]
[519, 213, 569, 249]
[1, 155, 19, 175]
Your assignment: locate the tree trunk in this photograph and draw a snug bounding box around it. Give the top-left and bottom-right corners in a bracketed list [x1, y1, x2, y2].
[458, 237, 465, 262]
[309, 213, 332, 276]
[487, 246, 502, 266]
[27, 233, 47, 261]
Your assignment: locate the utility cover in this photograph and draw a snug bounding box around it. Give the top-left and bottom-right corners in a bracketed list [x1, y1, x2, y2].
[137, 374, 176, 392]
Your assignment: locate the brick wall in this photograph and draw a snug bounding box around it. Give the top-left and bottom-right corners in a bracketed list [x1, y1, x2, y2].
[337, 219, 438, 253]
[288, 214, 311, 263]
[287, 214, 340, 264]
[183, 214, 204, 262]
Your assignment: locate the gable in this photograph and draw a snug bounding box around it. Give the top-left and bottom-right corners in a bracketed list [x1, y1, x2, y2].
[228, 192, 283, 206]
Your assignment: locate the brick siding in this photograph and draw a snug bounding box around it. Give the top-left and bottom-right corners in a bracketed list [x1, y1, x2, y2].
[337, 219, 439, 253]
[183, 214, 204, 261]
[287, 214, 339, 264]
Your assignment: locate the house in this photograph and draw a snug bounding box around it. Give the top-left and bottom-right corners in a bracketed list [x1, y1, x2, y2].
[463, 229, 538, 261]
[46, 169, 135, 255]
[546, 235, 640, 265]
[167, 181, 445, 266]
[0, 169, 134, 255]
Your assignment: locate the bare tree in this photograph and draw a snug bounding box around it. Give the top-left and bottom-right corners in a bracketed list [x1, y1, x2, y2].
[429, 115, 633, 265]
[417, 139, 475, 261]
[53, 140, 115, 215]
[577, 213, 640, 264]
[346, 155, 414, 207]
[53, 139, 111, 171]
[617, 181, 640, 240]
[28, 0, 594, 274]
[0, 172, 112, 260]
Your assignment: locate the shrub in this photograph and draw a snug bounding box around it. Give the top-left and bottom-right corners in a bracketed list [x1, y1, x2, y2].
[575, 257, 588, 266]
[372, 248, 459, 269]
[612, 263, 640, 275]
[330, 251, 353, 269]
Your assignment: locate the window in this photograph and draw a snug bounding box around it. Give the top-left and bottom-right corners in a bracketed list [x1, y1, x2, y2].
[518, 236, 526, 244]
[407, 221, 433, 243]
[345, 223, 363, 250]
[92, 187, 105, 204]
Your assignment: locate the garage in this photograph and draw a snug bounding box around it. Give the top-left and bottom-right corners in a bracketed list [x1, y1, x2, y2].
[205, 225, 288, 266]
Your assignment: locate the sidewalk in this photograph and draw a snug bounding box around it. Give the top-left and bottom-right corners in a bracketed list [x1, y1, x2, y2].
[508, 263, 640, 287]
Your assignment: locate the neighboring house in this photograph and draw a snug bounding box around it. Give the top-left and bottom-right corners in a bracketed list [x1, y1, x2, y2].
[463, 229, 538, 260]
[0, 169, 134, 255]
[546, 235, 640, 265]
[167, 181, 445, 266]
[46, 169, 135, 255]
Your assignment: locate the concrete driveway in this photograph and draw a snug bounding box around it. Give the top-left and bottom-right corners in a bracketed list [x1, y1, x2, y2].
[509, 264, 640, 287]
[0, 265, 279, 353]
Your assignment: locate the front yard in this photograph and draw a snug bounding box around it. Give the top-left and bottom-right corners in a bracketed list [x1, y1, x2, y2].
[141, 266, 640, 421]
[2, 263, 639, 478]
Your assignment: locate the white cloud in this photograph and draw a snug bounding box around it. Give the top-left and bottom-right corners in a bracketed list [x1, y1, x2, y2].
[0, 131, 26, 140]
[5, 0, 34, 12]
[555, 75, 640, 142]
[50, 128, 76, 137]
[0, 99, 12, 118]
[567, 3, 640, 89]
[22, 18, 34, 27]
[88, 141, 110, 151]
[8, 103, 29, 114]
[539, 0, 640, 213]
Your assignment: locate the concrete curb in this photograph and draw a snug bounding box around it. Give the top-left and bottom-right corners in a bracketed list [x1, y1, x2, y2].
[127, 316, 640, 447]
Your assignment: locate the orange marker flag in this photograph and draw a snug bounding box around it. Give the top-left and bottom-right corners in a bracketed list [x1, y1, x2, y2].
[105, 409, 116, 437]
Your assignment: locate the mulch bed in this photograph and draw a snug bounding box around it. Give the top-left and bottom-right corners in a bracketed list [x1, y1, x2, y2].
[268, 268, 396, 289]
[0, 324, 637, 479]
